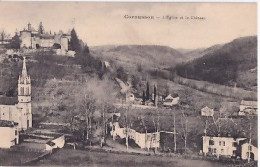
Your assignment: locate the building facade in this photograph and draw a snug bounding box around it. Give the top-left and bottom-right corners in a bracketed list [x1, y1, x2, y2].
[111, 121, 160, 150]
[239, 100, 257, 116]
[0, 120, 19, 148]
[20, 23, 70, 52]
[203, 136, 258, 161]
[201, 106, 214, 117]
[0, 57, 32, 130]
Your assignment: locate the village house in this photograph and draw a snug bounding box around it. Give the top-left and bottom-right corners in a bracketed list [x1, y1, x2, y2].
[238, 100, 257, 116]
[21, 129, 65, 152]
[0, 120, 19, 148]
[201, 106, 214, 117]
[0, 57, 32, 130]
[163, 94, 179, 107]
[110, 121, 160, 150]
[240, 141, 258, 161]
[203, 136, 258, 161]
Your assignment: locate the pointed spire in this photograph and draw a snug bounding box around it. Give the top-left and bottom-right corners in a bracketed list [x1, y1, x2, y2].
[22, 57, 28, 79]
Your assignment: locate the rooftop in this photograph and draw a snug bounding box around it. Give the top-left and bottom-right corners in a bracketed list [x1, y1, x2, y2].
[0, 120, 18, 127]
[0, 96, 18, 105]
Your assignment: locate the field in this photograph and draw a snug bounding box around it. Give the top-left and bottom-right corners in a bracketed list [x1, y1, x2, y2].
[0, 149, 43, 166]
[33, 148, 224, 167]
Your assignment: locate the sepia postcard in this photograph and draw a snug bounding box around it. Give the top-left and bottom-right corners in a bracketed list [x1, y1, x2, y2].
[0, 1, 257, 167]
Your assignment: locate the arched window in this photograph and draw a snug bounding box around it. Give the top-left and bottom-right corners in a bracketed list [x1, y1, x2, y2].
[20, 87, 24, 95]
[26, 87, 29, 95]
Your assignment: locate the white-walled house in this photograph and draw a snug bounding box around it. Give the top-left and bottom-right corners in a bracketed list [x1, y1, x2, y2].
[241, 142, 258, 161]
[202, 136, 246, 157]
[110, 121, 160, 150]
[163, 94, 179, 107]
[203, 136, 258, 161]
[0, 120, 19, 148]
[201, 106, 214, 117]
[239, 100, 257, 116]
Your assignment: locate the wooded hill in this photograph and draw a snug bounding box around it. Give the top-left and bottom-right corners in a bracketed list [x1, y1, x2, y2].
[174, 36, 257, 90]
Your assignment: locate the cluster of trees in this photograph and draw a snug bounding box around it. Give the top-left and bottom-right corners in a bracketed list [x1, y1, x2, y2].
[116, 67, 128, 83]
[69, 28, 108, 78]
[142, 82, 157, 105]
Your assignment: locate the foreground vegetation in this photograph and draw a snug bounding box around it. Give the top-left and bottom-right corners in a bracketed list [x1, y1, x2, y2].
[33, 148, 225, 167]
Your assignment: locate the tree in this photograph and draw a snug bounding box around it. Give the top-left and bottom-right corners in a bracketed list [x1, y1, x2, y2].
[116, 67, 128, 83]
[181, 111, 188, 154]
[38, 22, 44, 34]
[9, 33, 21, 50]
[70, 28, 82, 53]
[146, 81, 150, 100]
[153, 84, 157, 105]
[0, 30, 10, 45]
[142, 90, 146, 105]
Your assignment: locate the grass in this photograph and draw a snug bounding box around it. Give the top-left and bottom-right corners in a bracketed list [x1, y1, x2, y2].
[33, 148, 224, 167]
[0, 149, 42, 166]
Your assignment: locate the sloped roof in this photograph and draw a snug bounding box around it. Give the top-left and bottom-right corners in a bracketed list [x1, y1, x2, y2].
[0, 120, 17, 127]
[241, 100, 257, 107]
[0, 96, 18, 105]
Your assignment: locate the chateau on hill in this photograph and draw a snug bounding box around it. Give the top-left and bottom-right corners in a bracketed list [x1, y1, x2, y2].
[0, 57, 32, 130]
[19, 22, 71, 51]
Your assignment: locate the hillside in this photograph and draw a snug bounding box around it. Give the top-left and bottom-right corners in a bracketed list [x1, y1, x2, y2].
[175, 36, 257, 91]
[179, 44, 223, 61]
[90, 45, 185, 71]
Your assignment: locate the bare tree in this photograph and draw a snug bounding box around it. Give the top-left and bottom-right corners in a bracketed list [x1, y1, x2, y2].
[0, 30, 10, 44]
[181, 111, 188, 154]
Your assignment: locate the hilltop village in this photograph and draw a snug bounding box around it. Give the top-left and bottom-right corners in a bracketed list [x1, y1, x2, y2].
[0, 22, 257, 166]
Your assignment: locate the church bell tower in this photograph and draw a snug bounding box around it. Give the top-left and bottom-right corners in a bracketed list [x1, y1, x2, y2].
[17, 57, 32, 129]
[18, 57, 31, 103]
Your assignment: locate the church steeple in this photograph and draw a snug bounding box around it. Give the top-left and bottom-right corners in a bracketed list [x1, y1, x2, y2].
[19, 57, 30, 85]
[18, 57, 31, 103]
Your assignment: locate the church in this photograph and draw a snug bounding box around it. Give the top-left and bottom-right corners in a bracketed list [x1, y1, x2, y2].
[0, 57, 32, 131]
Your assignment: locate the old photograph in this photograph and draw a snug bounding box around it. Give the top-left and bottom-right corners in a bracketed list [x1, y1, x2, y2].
[0, 2, 257, 167]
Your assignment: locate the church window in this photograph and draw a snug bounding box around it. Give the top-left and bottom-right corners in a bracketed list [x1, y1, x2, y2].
[21, 87, 24, 95]
[26, 87, 29, 95]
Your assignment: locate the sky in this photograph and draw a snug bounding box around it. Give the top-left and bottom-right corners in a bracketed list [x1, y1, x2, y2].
[0, 2, 257, 49]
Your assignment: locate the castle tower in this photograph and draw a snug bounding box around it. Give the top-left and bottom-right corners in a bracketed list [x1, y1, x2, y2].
[28, 23, 31, 31]
[17, 57, 32, 129]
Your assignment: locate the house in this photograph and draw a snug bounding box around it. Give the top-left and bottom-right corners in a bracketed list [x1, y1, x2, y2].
[110, 121, 160, 150]
[0, 120, 19, 148]
[202, 136, 258, 161]
[23, 132, 65, 152]
[239, 100, 257, 116]
[201, 106, 214, 117]
[163, 94, 179, 107]
[203, 136, 246, 158]
[240, 142, 258, 161]
[0, 57, 32, 130]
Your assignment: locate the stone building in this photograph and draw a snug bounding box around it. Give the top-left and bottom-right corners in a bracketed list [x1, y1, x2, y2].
[0, 57, 32, 130]
[19, 23, 71, 51]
